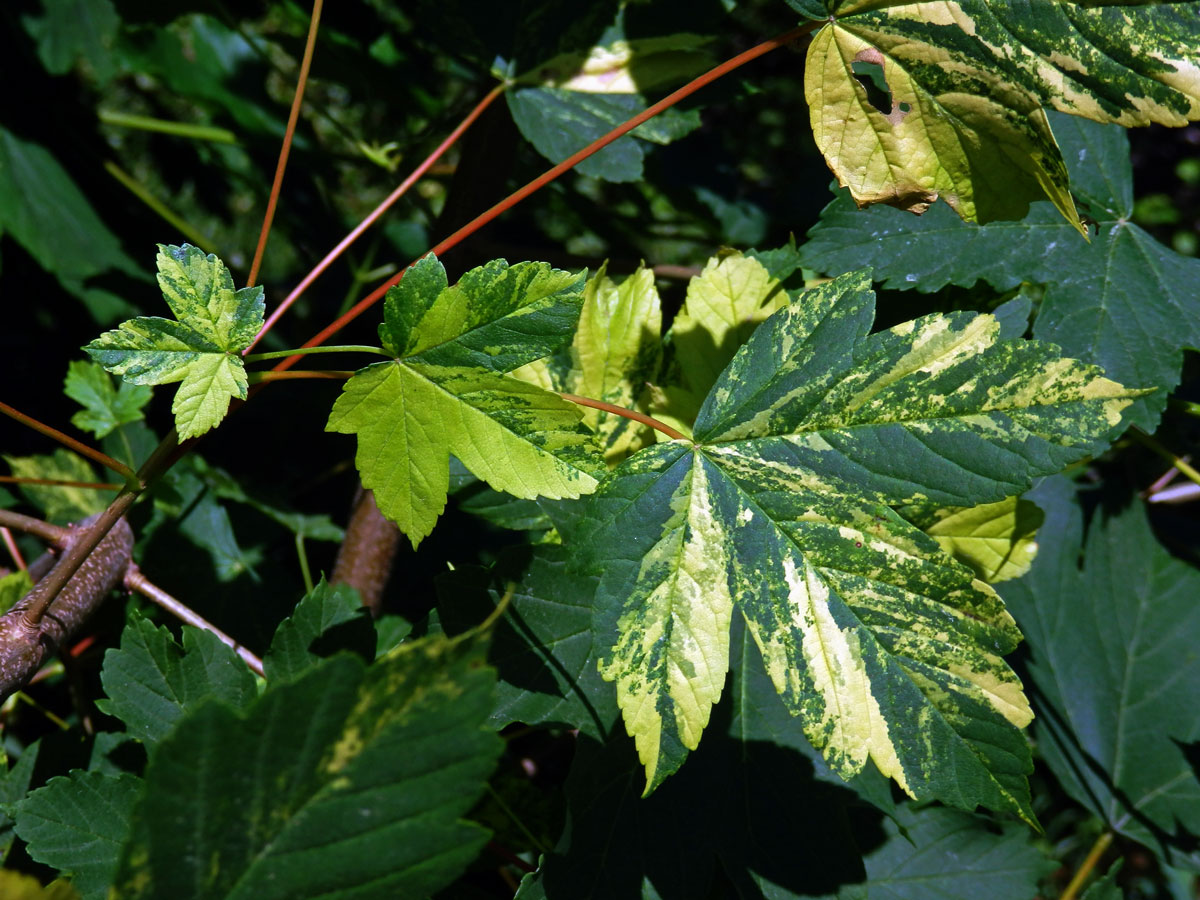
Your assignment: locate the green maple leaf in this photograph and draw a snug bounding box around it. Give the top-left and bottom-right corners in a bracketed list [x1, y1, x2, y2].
[577, 268, 1144, 818]
[804, 2, 1200, 232]
[327, 254, 604, 547]
[63, 360, 152, 439]
[83, 244, 264, 440]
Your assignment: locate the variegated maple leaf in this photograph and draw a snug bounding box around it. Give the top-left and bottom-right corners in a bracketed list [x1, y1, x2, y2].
[576, 268, 1144, 819]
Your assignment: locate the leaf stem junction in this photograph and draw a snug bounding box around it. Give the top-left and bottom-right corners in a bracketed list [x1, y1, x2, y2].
[557, 393, 687, 442]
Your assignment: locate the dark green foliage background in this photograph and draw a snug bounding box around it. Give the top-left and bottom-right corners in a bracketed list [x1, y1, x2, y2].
[1, 1, 1198, 898]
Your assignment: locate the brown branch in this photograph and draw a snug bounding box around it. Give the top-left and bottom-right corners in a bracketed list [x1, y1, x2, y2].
[18, 493, 138, 628]
[0, 510, 69, 547]
[0, 512, 133, 699]
[331, 486, 401, 617]
[1, 528, 27, 572]
[0, 400, 139, 485]
[246, 0, 323, 287]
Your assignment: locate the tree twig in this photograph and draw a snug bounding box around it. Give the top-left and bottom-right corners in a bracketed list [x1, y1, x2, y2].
[1058, 829, 1114, 900]
[0, 400, 139, 485]
[0, 510, 69, 547]
[246, 0, 323, 288]
[0, 513, 134, 699]
[272, 22, 818, 370]
[125, 566, 265, 678]
[558, 393, 687, 442]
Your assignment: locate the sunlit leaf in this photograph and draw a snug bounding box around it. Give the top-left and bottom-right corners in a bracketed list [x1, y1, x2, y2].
[84, 244, 264, 440]
[804, 2, 1200, 231]
[513, 264, 663, 464]
[902, 496, 1043, 584]
[651, 252, 789, 434]
[800, 112, 1200, 431]
[329, 254, 604, 547]
[508, 33, 711, 182]
[577, 267, 1142, 815]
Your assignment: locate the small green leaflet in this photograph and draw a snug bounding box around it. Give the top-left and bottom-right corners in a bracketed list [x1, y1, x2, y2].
[577, 268, 1143, 817]
[84, 244, 264, 440]
[328, 254, 604, 547]
[15, 771, 140, 900]
[63, 360, 152, 439]
[804, 2, 1200, 231]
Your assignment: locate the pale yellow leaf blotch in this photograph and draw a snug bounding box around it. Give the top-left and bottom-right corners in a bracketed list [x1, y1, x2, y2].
[782, 556, 910, 793]
[518, 34, 714, 94]
[601, 456, 733, 793]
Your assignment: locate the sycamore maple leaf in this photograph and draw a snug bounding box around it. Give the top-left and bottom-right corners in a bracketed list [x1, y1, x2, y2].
[802, 1, 1200, 232]
[327, 254, 605, 547]
[576, 267, 1145, 819]
[84, 244, 264, 440]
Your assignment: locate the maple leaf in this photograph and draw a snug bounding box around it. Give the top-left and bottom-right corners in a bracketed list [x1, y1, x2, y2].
[327, 254, 605, 547]
[576, 267, 1144, 818]
[802, 1, 1200, 232]
[83, 244, 264, 440]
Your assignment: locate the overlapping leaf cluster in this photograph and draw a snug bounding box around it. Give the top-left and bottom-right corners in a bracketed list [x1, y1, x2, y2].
[14, 586, 501, 900]
[322, 247, 1136, 826]
[19, 3, 1200, 898]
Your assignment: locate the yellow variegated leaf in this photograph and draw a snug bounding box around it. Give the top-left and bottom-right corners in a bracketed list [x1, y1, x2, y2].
[580, 267, 1145, 818]
[807, 19, 1080, 233]
[573, 264, 663, 462]
[597, 445, 734, 794]
[330, 255, 604, 546]
[511, 264, 664, 463]
[806, 2, 1200, 232]
[84, 244, 263, 439]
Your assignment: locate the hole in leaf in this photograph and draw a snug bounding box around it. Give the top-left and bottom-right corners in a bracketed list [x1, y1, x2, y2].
[851, 59, 893, 115]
